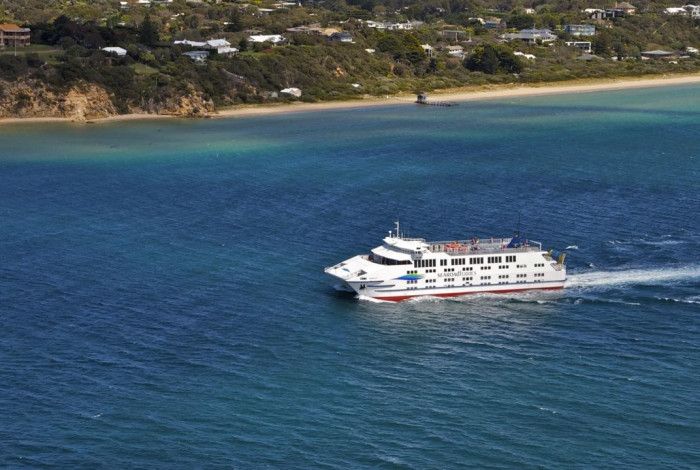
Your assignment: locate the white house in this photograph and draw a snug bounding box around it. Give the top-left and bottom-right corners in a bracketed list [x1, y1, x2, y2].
[565, 41, 592, 53]
[364, 21, 386, 29]
[664, 7, 688, 14]
[102, 46, 127, 56]
[183, 50, 209, 62]
[514, 51, 536, 60]
[248, 34, 286, 44]
[205, 39, 238, 55]
[445, 45, 464, 58]
[174, 39, 207, 47]
[502, 28, 558, 44]
[365, 20, 422, 30]
[329, 32, 353, 43]
[280, 87, 302, 98]
[664, 4, 700, 17]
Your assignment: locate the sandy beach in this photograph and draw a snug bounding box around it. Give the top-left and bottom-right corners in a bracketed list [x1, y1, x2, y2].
[2, 73, 700, 125]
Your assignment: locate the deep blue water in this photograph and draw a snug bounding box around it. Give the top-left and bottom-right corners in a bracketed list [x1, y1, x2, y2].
[1, 85, 699, 468]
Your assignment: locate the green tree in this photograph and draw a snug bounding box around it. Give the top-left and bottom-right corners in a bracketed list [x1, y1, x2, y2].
[508, 13, 535, 30]
[465, 44, 522, 74]
[427, 57, 438, 73]
[592, 30, 612, 56]
[226, 9, 243, 32]
[402, 34, 426, 65]
[496, 48, 523, 74]
[465, 44, 499, 74]
[139, 13, 159, 46]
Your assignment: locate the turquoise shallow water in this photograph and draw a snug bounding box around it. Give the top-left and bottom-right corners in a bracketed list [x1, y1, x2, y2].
[1, 85, 699, 468]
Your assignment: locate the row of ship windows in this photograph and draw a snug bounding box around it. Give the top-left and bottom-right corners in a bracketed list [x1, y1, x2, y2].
[407, 264, 539, 275]
[448, 255, 515, 265]
[408, 277, 548, 288]
[404, 273, 546, 282]
[418, 256, 525, 268]
[414, 259, 436, 268]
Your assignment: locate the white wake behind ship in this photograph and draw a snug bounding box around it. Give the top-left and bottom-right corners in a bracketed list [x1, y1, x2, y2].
[325, 222, 567, 302]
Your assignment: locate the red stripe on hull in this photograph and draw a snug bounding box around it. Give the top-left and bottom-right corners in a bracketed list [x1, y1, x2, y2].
[374, 286, 564, 302]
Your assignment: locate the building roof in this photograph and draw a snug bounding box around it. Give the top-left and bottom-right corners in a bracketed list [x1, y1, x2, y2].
[174, 39, 207, 47]
[206, 39, 231, 48]
[0, 23, 30, 32]
[503, 28, 557, 41]
[641, 49, 674, 55]
[248, 34, 285, 43]
[101, 46, 128, 56]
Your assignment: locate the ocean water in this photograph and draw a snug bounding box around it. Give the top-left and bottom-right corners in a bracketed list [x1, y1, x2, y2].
[1, 85, 699, 468]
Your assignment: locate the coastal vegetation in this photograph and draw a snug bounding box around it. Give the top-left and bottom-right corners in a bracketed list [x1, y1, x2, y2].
[1, 0, 700, 118]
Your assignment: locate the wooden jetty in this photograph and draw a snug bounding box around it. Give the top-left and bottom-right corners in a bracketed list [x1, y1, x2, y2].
[416, 92, 458, 107]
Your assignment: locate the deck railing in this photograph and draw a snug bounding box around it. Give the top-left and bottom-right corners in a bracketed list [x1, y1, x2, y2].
[427, 239, 542, 255]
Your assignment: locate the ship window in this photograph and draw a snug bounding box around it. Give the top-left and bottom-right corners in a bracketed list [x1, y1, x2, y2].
[506, 255, 516, 263]
[440, 259, 447, 266]
[369, 254, 411, 265]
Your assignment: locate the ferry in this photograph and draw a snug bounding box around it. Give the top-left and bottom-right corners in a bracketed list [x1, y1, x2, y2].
[325, 222, 566, 302]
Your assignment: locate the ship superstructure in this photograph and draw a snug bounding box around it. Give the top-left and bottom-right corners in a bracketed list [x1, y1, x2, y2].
[325, 222, 566, 302]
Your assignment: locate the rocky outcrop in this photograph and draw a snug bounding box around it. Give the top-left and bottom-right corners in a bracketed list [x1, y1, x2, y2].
[135, 85, 215, 117]
[0, 80, 216, 121]
[0, 80, 117, 121]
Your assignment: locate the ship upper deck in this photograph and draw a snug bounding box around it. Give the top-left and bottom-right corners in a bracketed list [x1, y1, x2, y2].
[379, 222, 544, 259]
[381, 235, 542, 257]
[426, 237, 543, 256]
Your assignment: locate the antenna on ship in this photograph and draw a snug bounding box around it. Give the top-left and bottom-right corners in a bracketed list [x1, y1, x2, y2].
[395, 220, 401, 239]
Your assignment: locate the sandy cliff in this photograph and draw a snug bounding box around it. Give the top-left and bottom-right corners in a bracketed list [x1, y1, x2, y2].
[0, 80, 117, 121]
[0, 80, 215, 121]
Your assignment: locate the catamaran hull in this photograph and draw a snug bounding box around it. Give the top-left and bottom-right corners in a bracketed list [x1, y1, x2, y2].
[349, 280, 566, 302]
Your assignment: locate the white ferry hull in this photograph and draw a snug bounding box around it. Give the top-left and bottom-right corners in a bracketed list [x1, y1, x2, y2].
[355, 280, 565, 302]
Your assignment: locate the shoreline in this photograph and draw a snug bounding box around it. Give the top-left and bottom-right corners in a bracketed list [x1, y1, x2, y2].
[2, 73, 700, 125]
